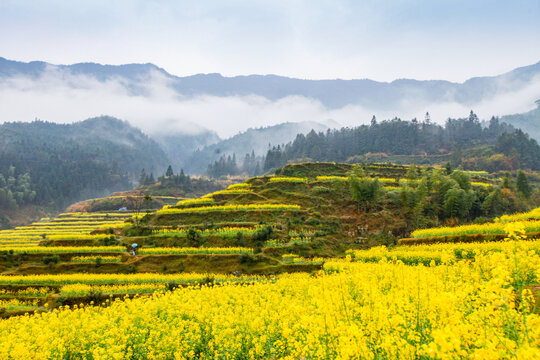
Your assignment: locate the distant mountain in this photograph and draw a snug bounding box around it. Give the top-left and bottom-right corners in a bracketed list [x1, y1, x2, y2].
[500, 100, 540, 141]
[0, 116, 169, 209]
[183, 121, 332, 174]
[1, 56, 539, 175]
[152, 130, 221, 172]
[1, 57, 539, 109]
[69, 116, 170, 174]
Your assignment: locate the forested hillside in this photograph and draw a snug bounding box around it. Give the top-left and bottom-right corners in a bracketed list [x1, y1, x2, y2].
[500, 100, 540, 141]
[184, 121, 330, 175]
[263, 113, 540, 172]
[0, 116, 169, 225]
[152, 130, 221, 172]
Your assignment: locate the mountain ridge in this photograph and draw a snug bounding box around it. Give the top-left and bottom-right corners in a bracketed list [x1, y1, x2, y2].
[2, 57, 539, 109]
[3, 56, 538, 84]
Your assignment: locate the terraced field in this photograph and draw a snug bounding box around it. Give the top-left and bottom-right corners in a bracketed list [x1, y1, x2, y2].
[0, 211, 135, 248]
[400, 207, 540, 245]
[0, 162, 538, 358]
[0, 192, 311, 316]
[1, 226, 538, 359]
[0, 164, 534, 313]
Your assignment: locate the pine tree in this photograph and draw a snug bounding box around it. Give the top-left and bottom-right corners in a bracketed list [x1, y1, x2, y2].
[139, 169, 147, 186]
[424, 112, 431, 124]
[165, 165, 174, 177]
[516, 171, 532, 198]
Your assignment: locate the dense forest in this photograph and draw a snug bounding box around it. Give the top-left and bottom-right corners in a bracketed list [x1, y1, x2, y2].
[139, 165, 224, 197]
[0, 117, 169, 209]
[0, 166, 35, 211]
[201, 112, 540, 178]
[263, 113, 540, 173]
[206, 151, 262, 179]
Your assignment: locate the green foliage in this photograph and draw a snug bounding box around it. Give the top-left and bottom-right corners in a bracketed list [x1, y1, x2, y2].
[239, 254, 256, 264]
[207, 154, 240, 178]
[450, 169, 472, 191]
[311, 186, 331, 195]
[42, 255, 60, 266]
[0, 166, 36, 211]
[406, 164, 420, 180]
[481, 189, 515, 216]
[263, 115, 518, 170]
[516, 171, 532, 198]
[165, 165, 174, 178]
[502, 172, 515, 190]
[187, 228, 203, 247]
[94, 257, 103, 268]
[349, 176, 383, 211]
[387, 168, 528, 223]
[0, 117, 169, 209]
[444, 162, 452, 175]
[443, 186, 475, 219]
[252, 226, 273, 249]
[495, 129, 540, 170]
[101, 236, 119, 246]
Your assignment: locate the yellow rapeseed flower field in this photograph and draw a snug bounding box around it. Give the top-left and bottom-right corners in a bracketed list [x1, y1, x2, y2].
[176, 198, 215, 207]
[157, 203, 301, 215]
[0, 242, 538, 359]
[269, 176, 309, 183]
[0, 272, 263, 286]
[411, 219, 540, 238]
[226, 183, 251, 190]
[495, 207, 540, 223]
[138, 247, 253, 255]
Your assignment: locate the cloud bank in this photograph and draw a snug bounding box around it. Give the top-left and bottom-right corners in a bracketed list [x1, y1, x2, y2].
[0, 67, 539, 139]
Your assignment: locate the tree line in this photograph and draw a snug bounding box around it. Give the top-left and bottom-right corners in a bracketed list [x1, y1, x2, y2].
[206, 151, 263, 179]
[139, 165, 223, 196]
[263, 113, 540, 171]
[348, 164, 535, 232]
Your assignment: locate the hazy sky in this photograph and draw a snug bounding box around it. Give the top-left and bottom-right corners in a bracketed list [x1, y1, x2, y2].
[1, 0, 539, 82]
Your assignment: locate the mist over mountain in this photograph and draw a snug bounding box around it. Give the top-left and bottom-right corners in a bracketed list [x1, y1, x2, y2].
[152, 129, 221, 172]
[183, 121, 333, 174]
[1, 57, 539, 139]
[500, 101, 540, 141]
[0, 116, 169, 209]
[2, 57, 539, 108]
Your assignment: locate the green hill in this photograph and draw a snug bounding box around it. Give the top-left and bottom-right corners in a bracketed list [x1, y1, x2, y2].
[125, 162, 539, 260]
[0, 161, 538, 318]
[0, 116, 170, 227]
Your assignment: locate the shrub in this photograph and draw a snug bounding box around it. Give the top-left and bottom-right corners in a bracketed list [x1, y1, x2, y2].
[311, 186, 331, 195]
[187, 228, 203, 247]
[252, 226, 273, 246]
[42, 255, 60, 265]
[239, 254, 256, 264]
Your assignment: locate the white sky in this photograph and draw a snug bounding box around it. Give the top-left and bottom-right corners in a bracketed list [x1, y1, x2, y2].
[1, 0, 539, 137]
[1, 0, 539, 82]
